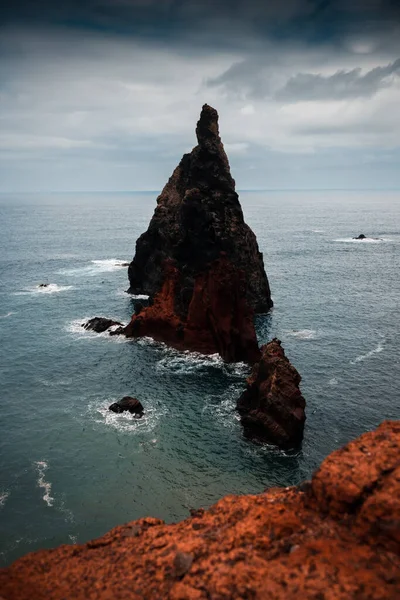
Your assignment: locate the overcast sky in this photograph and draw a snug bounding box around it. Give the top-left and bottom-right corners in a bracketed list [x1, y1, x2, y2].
[1, 0, 400, 192]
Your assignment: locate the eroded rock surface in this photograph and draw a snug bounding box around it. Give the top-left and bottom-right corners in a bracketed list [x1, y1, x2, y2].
[109, 397, 144, 418]
[82, 317, 123, 334]
[124, 256, 261, 363]
[1, 421, 399, 599]
[123, 105, 271, 363]
[237, 338, 306, 447]
[128, 105, 272, 314]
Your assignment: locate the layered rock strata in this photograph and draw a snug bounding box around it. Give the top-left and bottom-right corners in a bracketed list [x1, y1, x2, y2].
[124, 104, 272, 362]
[1, 421, 399, 599]
[237, 338, 306, 447]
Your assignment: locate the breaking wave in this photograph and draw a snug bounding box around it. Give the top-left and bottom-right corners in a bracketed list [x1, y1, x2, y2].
[351, 340, 385, 364]
[58, 259, 129, 276]
[87, 398, 163, 434]
[34, 461, 54, 507]
[333, 237, 387, 244]
[15, 284, 73, 295]
[0, 491, 10, 509]
[285, 329, 317, 340]
[66, 318, 128, 342]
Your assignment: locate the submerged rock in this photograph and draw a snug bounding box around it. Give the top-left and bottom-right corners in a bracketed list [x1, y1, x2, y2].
[109, 397, 144, 418]
[124, 105, 272, 363]
[237, 338, 306, 448]
[353, 234, 366, 239]
[82, 317, 123, 334]
[2, 421, 399, 599]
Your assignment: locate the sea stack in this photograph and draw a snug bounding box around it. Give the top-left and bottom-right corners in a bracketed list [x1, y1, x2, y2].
[124, 105, 272, 363]
[237, 339, 306, 447]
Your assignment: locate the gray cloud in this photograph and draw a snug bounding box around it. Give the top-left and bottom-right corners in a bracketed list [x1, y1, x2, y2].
[276, 58, 400, 102]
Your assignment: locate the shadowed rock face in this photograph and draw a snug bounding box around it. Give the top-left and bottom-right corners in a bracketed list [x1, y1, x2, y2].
[82, 317, 123, 333]
[237, 339, 306, 448]
[127, 104, 272, 315]
[2, 421, 399, 599]
[124, 256, 261, 364]
[123, 105, 272, 363]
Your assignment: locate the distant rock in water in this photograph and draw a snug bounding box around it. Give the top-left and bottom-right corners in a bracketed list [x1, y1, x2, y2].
[109, 397, 144, 418]
[237, 339, 306, 448]
[124, 104, 272, 363]
[353, 234, 366, 240]
[38, 283, 49, 288]
[82, 317, 123, 334]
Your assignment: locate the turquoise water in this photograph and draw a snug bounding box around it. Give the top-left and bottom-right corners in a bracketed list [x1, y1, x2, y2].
[0, 190, 399, 566]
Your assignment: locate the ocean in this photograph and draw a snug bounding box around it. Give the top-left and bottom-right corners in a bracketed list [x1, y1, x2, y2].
[0, 190, 399, 566]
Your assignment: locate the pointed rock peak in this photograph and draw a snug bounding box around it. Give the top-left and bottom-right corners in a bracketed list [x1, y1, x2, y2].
[196, 104, 220, 146]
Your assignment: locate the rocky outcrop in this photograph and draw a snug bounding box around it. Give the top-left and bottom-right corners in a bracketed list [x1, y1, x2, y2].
[354, 234, 366, 240]
[82, 317, 123, 334]
[109, 397, 144, 418]
[128, 105, 272, 314]
[1, 421, 399, 599]
[237, 339, 306, 448]
[123, 104, 272, 363]
[124, 256, 261, 364]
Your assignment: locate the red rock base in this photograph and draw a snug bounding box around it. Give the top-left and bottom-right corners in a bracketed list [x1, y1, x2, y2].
[1, 421, 399, 599]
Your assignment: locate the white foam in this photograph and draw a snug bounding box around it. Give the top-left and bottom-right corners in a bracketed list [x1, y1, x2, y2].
[285, 329, 317, 340]
[328, 377, 339, 386]
[131, 294, 149, 300]
[87, 399, 163, 434]
[34, 461, 54, 507]
[58, 259, 129, 276]
[333, 237, 387, 244]
[0, 311, 15, 318]
[0, 491, 9, 508]
[351, 340, 385, 364]
[312, 229, 324, 233]
[68, 534, 78, 544]
[15, 284, 73, 295]
[66, 318, 128, 343]
[154, 345, 250, 377]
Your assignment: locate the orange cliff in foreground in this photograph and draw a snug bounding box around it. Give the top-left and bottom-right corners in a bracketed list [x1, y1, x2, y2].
[1, 421, 399, 599]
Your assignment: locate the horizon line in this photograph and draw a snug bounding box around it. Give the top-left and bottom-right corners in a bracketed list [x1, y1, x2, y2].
[1, 188, 400, 195]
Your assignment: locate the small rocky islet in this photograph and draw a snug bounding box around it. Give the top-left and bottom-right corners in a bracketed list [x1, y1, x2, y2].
[4, 106, 398, 597]
[83, 104, 302, 447]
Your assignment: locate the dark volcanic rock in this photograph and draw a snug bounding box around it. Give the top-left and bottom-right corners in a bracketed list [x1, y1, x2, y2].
[124, 256, 261, 363]
[109, 397, 144, 418]
[123, 105, 272, 363]
[237, 339, 306, 447]
[82, 317, 123, 334]
[127, 104, 272, 315]
[38, 283, 48, 288]
[354, 234, 366, 240]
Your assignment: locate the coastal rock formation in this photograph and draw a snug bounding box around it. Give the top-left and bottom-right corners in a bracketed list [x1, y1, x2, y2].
[123, 104, 272, 363]
[124, 256, 261, 364]
[237, 339, 306, 448]
[354, 234, 366, 240]
[128, 104, 272, 314]
[82, 317, 123, 334]
[109, 397, 144, 418]
[1, 421, 399, 599]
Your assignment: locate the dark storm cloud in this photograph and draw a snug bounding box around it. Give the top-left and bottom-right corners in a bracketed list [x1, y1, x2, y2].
[2, 0, 400, 46]
[276, 57, 400, 102]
